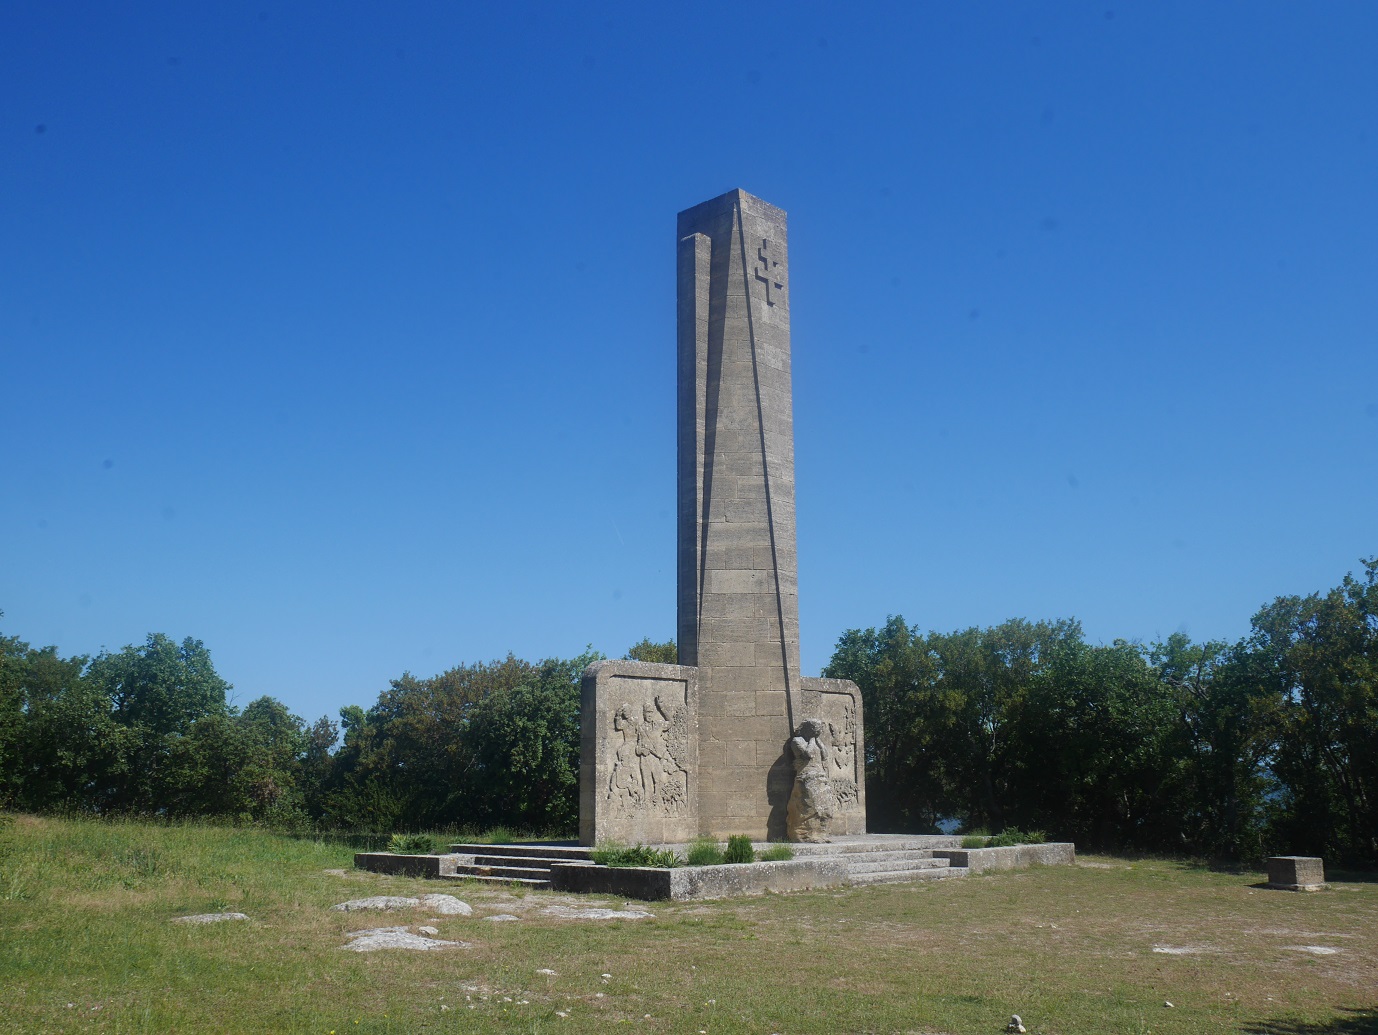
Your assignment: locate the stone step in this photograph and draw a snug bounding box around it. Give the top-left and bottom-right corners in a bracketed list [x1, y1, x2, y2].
[821, 849, 941, 865]
[847, 866, 968, 886]
[466, 854, 567, 869]
[845, 857, 950, 876]
[448, 843, 592, 861]
[786, 841, 951, 857]
[453, 863, 554, 881]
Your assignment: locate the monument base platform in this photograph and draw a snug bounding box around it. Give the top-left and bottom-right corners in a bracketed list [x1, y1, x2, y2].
[550, 835, 1077, 901]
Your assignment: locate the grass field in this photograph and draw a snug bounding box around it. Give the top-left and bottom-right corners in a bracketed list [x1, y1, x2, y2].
[1, 815, 1374, 1035]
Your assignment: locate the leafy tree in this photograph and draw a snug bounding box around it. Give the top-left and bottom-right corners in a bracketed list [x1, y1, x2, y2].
[299, 713, 339, 819]
[625, 638, 677, 665]
[1010, 638, 1184, 850]
[1251, 559, 1378, 865]
[321, 654, 539, 830]
[1150, 633, 1276, 860]
[9, 640, 114, 811]
[84, 634, 232, 812]
[824, 616, 1081, 834]
[930, 618, 1080, 833]
[824, 616, 946, 831]
[463, 650, 600, 831]
[0, 625, 27, 806]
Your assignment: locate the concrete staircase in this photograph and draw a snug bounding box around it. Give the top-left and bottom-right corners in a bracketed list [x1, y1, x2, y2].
[438, 837, 967, 891]
[443, 843, 592, 889]
[787, 838, 968, 886]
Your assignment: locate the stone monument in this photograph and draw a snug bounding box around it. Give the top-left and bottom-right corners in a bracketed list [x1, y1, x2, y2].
[581, 189, 865, 845]
[1266, 855, 1326, 891]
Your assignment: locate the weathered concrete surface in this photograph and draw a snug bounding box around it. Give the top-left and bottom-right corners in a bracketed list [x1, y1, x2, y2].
[673, 857, 850, 899]
[579, 660, 699, 846]
[550, 835, 1076, 900]
[171, 912, 249, 924]
[931, 843, 1076, 873]
[353, 853, 460, 878]
[549, 857, 850, 901]
[549, 861, 669, 900]
[1267, 855, 1326, 891]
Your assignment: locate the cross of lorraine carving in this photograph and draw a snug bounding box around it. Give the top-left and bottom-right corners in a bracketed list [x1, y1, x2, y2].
[754, 238, 786, 307]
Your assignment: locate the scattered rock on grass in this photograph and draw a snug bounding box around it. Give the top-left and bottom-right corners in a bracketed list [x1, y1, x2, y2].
[1006, 1015, 1026, 1034]
[418, 893, 472, 915]
[343, 926, 465, 952]
[484, 914, 521, 922]
[542, 905, 653, 920]
[172, 912, 249, 924]
[1288, 945, 1340, 955]
[331, 896, 419, 912]
[417, 925, 439, 935]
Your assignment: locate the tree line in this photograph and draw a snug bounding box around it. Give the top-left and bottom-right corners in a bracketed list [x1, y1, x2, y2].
[0, 629, 671, 837]
[1, 563, 1374, 866]
[825, 560, 1378, 866]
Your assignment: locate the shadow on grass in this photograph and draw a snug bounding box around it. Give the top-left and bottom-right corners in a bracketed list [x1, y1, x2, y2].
[1242, 1008, 1378, 1034]
[1325, 869, 1378, 884]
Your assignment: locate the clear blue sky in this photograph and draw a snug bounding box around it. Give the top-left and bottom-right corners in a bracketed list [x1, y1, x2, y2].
[4, 2, 1375, 724]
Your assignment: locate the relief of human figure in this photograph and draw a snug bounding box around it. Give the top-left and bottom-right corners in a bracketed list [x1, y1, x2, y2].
[786, 718, 838, 842]
[828, 701, 860, 807]
[636, 697, 688, 811]
[606, 697, 689, 814]
[607, 704, 643, 807]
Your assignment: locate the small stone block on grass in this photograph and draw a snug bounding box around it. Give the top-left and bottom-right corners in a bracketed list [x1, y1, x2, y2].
[1267, 855, 1326, 891]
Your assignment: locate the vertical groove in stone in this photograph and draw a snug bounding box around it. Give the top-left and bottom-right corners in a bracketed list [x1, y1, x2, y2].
[676, 232, 711, 667]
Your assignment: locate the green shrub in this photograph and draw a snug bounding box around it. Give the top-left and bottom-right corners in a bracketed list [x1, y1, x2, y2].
[986, 828, 1046, 848]
[723, 834, 755, 864]
[387, 833, 436, 854]
[757, 843, 794, 862]
[960, 834, 990, 848]
[685, 837, 726, 866]
[590, 842, 681, 868]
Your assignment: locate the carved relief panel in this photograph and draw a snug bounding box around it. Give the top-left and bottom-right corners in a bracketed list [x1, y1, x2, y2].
[580, 660, 700, 846]
[797, 677, 867, 835]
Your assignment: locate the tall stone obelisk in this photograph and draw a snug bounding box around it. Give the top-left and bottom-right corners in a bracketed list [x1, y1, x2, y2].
[579, 189, 864, 845]
[676, 189, 802, 836]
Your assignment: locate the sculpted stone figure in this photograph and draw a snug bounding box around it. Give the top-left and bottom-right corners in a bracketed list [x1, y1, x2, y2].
[786, 719, 837, 842]
[608, 705, 643, 806]
[605, 696, 689, 815]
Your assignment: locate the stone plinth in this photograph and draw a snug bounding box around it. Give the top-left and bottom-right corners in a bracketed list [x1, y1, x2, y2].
[580, 660, 699, 847]
[931, 843, 1077, 873]
[1267, 856, 1326, 891]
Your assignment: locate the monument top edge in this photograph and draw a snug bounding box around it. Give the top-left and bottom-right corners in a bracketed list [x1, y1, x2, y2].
[677, 188, 786, 223]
